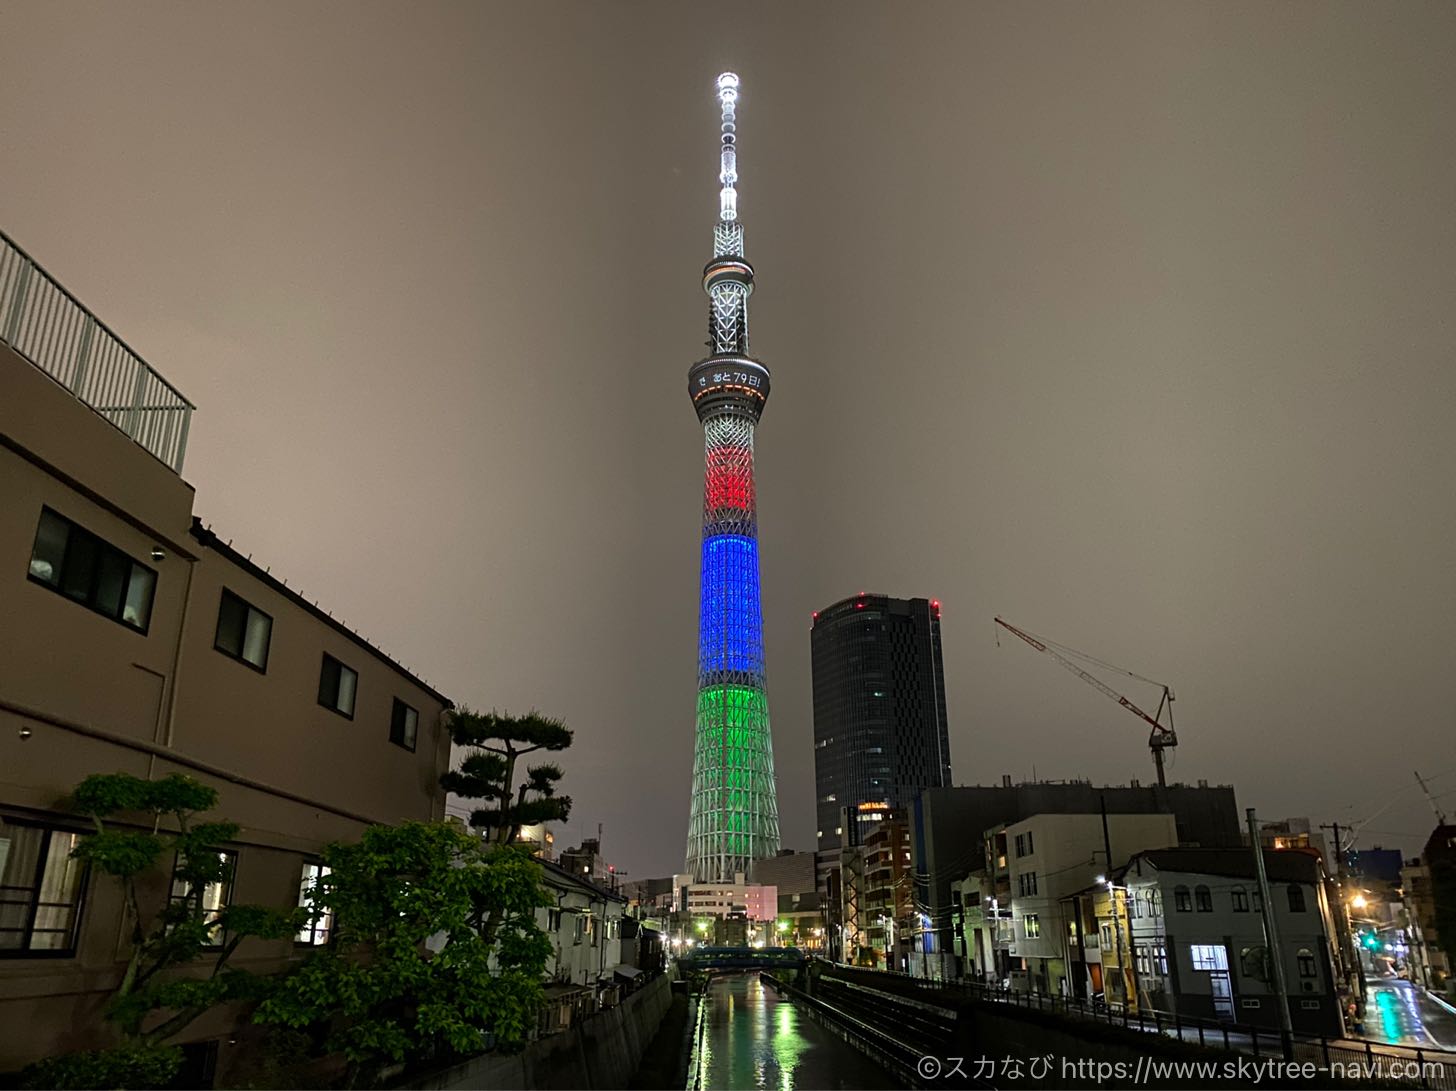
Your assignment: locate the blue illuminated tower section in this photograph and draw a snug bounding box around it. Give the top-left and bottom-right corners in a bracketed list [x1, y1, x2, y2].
[685, 73, 781, 883]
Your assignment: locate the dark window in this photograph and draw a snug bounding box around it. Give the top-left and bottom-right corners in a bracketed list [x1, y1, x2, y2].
[295, 862, 332, 946]
[168, 850, 236, 948]
[1240, 945, 1270, 981]
[27, 508, 156, 632]
[0, 821, 87, 956]
[318, 655, 358, 718]
[1297, 948, 1317, 978]
[1232, 886, 1250, 912]
[390, 699, 419, 751]
[214, 589, 272, 671]
[1174, 885, 1192, 913]
[1287, 885, 1306, 913]
[1194, 885, 1213, 912]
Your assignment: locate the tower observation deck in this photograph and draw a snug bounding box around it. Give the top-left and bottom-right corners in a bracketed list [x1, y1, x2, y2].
[685, 73, 781, 883]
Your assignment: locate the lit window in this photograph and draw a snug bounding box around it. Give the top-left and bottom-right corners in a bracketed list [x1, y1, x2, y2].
[168, 850, 235, 947]
[295, 862, 332, 946]
[1190, 944, 1227, 971]
[1024, 914, 1041, 938]
[0, 821, 87, 954]
[318, 654, 358, 718]
[214, 589, 272, 671]
[390, 698, 419, 751]
[27, 508, 156, 632]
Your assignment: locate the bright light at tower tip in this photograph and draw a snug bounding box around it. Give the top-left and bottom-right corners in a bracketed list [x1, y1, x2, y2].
[717, 72, 740, 94]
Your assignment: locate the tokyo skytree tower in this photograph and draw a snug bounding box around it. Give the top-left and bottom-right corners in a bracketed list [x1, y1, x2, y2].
[684, 73, 781, 883]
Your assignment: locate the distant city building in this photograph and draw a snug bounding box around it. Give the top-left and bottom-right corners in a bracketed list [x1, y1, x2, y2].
[620, 875, 676, 913]
[513, 822, 557, 861]
[681, 876, 777, 924]
[1402, 854, 1451, 994]
[860, 810, 915, 971]
[811, 593, 951, 850]
[1256, 816, 1330, 868]
[1421, 824, 1456, 995]
[559, 837, 619, 890]
[0, 229, 453, 1082]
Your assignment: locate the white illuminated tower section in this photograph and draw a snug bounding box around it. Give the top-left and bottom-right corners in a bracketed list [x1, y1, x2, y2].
[685, 73, 781, 883]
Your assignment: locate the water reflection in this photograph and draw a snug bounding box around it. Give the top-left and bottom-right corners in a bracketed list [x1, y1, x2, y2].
[696, 972, 896, 1090]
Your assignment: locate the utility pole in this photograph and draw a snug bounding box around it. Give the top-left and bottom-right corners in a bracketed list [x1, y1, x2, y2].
[1321, 820, 1366, 1020]
[1249, 808, 1294, 1059]
[1102, 795, 1130, 1009]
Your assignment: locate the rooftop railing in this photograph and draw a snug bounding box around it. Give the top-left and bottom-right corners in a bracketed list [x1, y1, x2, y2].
[0, 229, 194, 473]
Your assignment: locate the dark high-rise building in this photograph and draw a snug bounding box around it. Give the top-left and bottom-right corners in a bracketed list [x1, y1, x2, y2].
[811, 593, 951, 850]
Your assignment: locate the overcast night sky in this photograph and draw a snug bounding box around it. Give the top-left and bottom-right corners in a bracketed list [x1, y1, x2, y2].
[3, 2, 1454, 879]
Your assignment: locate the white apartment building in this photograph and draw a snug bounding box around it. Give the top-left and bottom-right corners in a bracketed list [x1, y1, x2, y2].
[985, 812, 1178, 995]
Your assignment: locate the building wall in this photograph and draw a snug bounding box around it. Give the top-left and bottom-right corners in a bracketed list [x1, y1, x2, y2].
[913, 782, 1242, 973]
[1, 343, 452, 1076]
[811, 594, 950, 851]
[1000, 813, 1177, 995]
[748, 850, 816, 897]
[1125, 864, 1342, 1036]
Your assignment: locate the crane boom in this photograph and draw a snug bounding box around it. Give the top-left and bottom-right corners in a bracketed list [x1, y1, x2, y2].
[994, 615, 1178, 786]
[1415, 770, 1449, 826]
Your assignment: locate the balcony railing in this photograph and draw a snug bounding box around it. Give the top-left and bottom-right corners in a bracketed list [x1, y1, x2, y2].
[0, 229, 194, 473]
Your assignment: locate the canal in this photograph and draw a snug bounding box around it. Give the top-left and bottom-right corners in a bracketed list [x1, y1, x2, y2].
[692, 972, 899, 1090]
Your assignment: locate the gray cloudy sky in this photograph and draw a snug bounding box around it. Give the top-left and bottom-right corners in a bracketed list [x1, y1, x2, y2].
[3, 2, 1454, 878]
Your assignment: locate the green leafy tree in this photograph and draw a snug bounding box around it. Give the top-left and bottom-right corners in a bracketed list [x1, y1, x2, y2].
[255, 821, 552, 1088]
[21, 773, 298, 1090]
[440, 708, 573, 845]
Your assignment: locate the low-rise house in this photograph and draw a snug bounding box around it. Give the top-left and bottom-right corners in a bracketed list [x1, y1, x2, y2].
[1116, 848, 1345, 1037]
[535, 859, 630, 1033]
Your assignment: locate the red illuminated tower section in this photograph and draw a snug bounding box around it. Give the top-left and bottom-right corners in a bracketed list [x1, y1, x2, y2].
[684, 73, 781, 883]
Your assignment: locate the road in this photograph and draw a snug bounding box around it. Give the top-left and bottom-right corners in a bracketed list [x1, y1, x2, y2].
[693, 972, 898, 1090]
[1360, 976, 1456, 1052]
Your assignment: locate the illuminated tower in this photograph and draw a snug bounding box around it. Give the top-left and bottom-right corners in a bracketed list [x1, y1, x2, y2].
[685, 73, 781, 882]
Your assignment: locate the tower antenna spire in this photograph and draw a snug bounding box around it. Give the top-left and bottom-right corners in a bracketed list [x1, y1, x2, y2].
[716, 72, 739, 222]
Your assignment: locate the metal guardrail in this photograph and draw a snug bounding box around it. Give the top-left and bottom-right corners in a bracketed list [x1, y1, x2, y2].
[0, 229, 194, 473]
[834, 965, 1456, 1089]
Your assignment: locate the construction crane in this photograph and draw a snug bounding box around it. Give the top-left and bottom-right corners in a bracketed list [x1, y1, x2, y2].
[1414, 770, 1449, 825]
[994, 616, 1178, 787]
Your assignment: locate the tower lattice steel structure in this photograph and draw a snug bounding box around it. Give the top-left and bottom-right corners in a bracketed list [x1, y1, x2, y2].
[685, 73, 781, 882]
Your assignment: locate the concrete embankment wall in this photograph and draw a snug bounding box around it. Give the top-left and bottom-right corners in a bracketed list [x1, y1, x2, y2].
[399, 973, 672, 1090]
